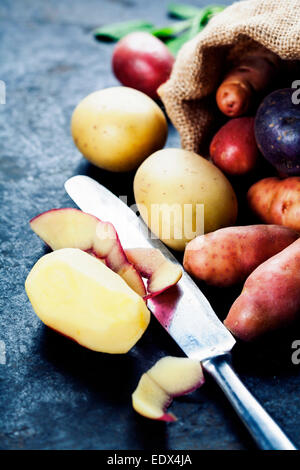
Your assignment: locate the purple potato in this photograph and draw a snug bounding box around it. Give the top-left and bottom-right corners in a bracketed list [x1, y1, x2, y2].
[255, 88, 300, 176]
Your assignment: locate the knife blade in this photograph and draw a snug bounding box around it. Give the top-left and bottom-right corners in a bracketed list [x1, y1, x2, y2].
[65, 174, 235, 361]
[65, 174, 296, 450]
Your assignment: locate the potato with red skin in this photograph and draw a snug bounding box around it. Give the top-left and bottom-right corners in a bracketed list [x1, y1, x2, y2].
[224, 238, 300, 341]
[210, 117, 259, 175]
[216, 53, 278, 117]
[248, 177, 300, 232]
[183, 225, 298, 287]
[112, 32, 174, 100]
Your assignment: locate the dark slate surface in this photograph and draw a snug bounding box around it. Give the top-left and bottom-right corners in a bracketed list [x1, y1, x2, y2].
[0, 0, 299, 450]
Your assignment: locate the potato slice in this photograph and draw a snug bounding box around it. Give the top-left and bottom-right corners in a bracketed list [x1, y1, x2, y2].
[25, 248, 150, 353]
[132, 357, 204, 421]
[30, 208, 146, 297]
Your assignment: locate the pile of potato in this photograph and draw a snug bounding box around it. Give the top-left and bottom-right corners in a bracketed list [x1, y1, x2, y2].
[71, 87, 238, 251]
[71, 35, 300, 342]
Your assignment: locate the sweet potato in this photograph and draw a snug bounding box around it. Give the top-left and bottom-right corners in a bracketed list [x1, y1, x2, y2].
[248, 177, 300, 232]
[216, 53, 278, 117]
[183, 225, 298, 287]
[224, 238, 300, 341]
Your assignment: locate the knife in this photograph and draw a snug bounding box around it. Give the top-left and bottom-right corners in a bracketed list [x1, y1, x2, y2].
[65, 174, 296, 450]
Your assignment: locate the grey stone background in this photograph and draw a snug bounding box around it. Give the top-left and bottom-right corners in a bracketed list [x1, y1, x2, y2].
[0, 0, 299, 450]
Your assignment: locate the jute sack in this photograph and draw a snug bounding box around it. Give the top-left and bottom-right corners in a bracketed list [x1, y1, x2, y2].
[158, 0, 300, 154]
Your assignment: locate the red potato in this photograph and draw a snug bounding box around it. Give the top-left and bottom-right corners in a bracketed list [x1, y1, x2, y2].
[112, 32, 174, 100]
[183, 225, 298, 287]
[210, 117, 259, 175]
[248, 177, 300, 232]
[224, 238, 300, 341]
[216, 53, 279, 117]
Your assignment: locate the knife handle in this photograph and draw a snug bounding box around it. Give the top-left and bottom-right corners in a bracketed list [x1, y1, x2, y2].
[202, 354, 296, 450]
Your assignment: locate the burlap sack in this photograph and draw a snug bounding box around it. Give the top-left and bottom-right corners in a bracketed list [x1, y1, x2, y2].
[158, 0, 300, 154]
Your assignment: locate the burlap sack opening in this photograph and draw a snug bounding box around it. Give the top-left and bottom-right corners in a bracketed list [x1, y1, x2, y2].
[159, 0, 300, 154]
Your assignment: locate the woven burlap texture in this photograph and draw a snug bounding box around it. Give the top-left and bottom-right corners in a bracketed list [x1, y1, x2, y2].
[158, 0, 300, 153]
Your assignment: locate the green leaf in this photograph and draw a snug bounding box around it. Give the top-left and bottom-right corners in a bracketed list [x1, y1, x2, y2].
[151, 19, 192, 38]
[165, 30, 193, 55]
[200, 5, 225, 25]
[187, 5, 225, 38]
[167, 3, 203, 19]
[93, 20, 155, 41]
[187, 12, 204, 39]
[165, 5, 225, 55]
[93, 4, 226, 49]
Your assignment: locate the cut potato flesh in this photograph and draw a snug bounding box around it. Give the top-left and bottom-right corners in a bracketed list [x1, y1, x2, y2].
[25, 248, 150, 353]
[125, 248, 182, 298]
[147, 356, 204, 396]
[30, 208, 146, 297]
[132, 356, 204, 421]
[132, 373, 175, 421]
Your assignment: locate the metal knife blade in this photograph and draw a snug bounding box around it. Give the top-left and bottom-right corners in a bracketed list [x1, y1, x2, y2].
[65, 174, 235, 361]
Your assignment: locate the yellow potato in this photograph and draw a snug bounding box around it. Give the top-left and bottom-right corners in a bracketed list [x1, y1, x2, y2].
[134, 148, 238, 251]
[25, 248, 150, 354]
[71, 87, 168, 172]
